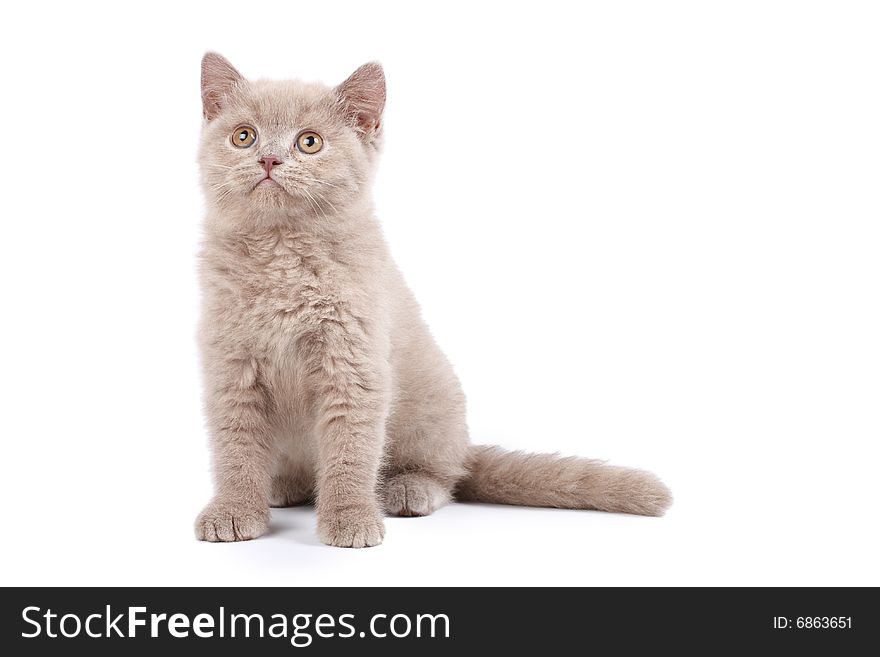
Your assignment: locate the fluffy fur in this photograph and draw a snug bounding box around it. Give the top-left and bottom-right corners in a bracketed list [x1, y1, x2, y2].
[194, 54, 672, 548]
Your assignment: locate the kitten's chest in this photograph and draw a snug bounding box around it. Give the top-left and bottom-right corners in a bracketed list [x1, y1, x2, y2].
[211, 233, 355, 351]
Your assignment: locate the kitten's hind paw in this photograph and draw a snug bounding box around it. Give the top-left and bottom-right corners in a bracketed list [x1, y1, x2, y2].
[195, 499, 269, 542]
[383, 472, 451, 517]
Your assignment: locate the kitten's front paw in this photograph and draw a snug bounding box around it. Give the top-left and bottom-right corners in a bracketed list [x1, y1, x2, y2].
[317, 506, 385, 548]
[195, 499, 269, 542]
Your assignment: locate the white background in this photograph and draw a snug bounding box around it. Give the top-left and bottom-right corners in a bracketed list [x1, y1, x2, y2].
[1, 1, 878, 586]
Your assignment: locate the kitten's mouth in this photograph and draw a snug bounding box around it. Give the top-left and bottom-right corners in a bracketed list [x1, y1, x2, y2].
[254, 176, 282, 190]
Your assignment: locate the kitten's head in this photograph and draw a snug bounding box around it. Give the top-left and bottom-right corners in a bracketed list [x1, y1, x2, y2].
[198, 53, 385, 230]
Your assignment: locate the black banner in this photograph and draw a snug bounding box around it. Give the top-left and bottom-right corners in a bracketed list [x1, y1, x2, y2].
[1, 587, 875, 654]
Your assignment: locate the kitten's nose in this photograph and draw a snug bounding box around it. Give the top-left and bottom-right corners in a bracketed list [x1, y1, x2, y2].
[259, 155, 282, 174]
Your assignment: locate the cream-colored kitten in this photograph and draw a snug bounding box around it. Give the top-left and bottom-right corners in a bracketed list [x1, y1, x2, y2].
[195, 54, 672, 548]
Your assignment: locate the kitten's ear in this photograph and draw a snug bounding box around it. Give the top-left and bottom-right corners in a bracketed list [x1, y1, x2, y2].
[201, 52, 244, 121]
[335, 62, 386, 140]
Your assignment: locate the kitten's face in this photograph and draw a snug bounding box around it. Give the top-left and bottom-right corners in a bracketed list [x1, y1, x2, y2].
[199, 55, 385, 229]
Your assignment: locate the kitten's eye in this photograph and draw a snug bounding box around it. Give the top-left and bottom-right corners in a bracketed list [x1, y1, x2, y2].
[231, 125, 257, 148]
[296, 131, 323, 154]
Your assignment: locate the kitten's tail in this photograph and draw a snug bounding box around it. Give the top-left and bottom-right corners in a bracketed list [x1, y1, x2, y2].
[454, 445, 672, 516]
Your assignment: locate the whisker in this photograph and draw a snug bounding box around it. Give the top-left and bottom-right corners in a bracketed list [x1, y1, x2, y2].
[306, 189, 329, 220]
[298, 177, 342, 189]
[299, 189, 321, 219]
[311, 189, 339, 215]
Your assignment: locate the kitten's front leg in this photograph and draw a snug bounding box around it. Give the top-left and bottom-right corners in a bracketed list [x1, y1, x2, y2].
[311, 326, 389, 548]
[195, 354, 273, 542]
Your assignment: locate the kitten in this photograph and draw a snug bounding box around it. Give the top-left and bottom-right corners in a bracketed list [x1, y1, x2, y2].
[195, 53, 672, 548]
